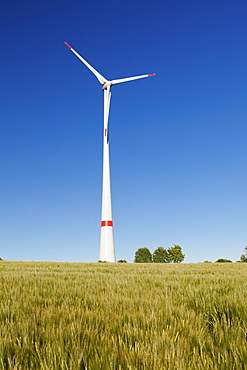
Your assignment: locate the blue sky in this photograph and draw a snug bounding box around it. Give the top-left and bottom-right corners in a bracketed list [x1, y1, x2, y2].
[1, 0, 246, 263]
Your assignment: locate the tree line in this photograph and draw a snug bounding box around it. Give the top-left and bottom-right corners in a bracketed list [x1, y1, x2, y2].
[1, 246, 246, 263]
[133, 245, 247, 264]
[134, 245, 185, 263]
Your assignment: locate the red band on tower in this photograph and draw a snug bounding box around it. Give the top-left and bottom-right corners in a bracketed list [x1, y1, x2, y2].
[101, 220, 113, 227]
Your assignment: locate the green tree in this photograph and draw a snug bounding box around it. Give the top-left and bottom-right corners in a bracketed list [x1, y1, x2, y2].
[240, 246, 247, 262]
[153, 247, 171, 263]
[167, 244, 185, 263]
[215, 258, 232, 263]
[134, 247, 153, 263]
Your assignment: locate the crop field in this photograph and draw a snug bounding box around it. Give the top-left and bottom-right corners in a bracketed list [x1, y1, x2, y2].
[0, 262, 247, 369]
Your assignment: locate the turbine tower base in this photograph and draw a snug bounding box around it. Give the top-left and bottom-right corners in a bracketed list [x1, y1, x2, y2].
[99, 225, 115, 262]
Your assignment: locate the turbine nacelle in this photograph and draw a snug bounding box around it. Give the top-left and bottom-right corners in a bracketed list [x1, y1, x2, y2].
[102, 81, 112, 90]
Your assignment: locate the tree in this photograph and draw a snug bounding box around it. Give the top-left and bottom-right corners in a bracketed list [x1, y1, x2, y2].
[215, 258, 232, 263]
[167, 244, 185, 263]
[240, 246, 247, 262]
[153, 247, 171, 263]
[134, 247, 153, 263]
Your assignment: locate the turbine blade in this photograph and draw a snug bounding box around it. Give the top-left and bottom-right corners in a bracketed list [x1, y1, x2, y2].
[107, 90, 111, 143]
[104, 87, 111, 128]
[103, 87, 111, 144]
[64, 42, 107, 85]
[111, 73, 155, 86]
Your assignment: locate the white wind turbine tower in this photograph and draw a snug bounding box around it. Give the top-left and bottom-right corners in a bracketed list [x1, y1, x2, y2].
[64, 42, 155, 262]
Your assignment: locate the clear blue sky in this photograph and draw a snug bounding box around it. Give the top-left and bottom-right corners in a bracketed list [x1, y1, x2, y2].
[1, 0, 246, 263]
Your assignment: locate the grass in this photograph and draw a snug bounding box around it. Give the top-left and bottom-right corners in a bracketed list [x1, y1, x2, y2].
[0, 261, 246, 369]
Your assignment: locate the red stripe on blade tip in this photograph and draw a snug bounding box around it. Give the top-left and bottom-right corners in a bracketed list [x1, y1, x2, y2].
[64, 42, 72, 49]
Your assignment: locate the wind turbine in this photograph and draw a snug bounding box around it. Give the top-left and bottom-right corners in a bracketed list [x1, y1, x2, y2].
[64, 42, 155, 262]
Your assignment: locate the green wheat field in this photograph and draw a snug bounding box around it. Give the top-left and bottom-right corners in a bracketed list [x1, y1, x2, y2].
[0, 261, 246, 369]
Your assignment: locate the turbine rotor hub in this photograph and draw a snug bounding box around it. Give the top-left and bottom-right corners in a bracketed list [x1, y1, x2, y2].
[102, 81, 112, 90]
